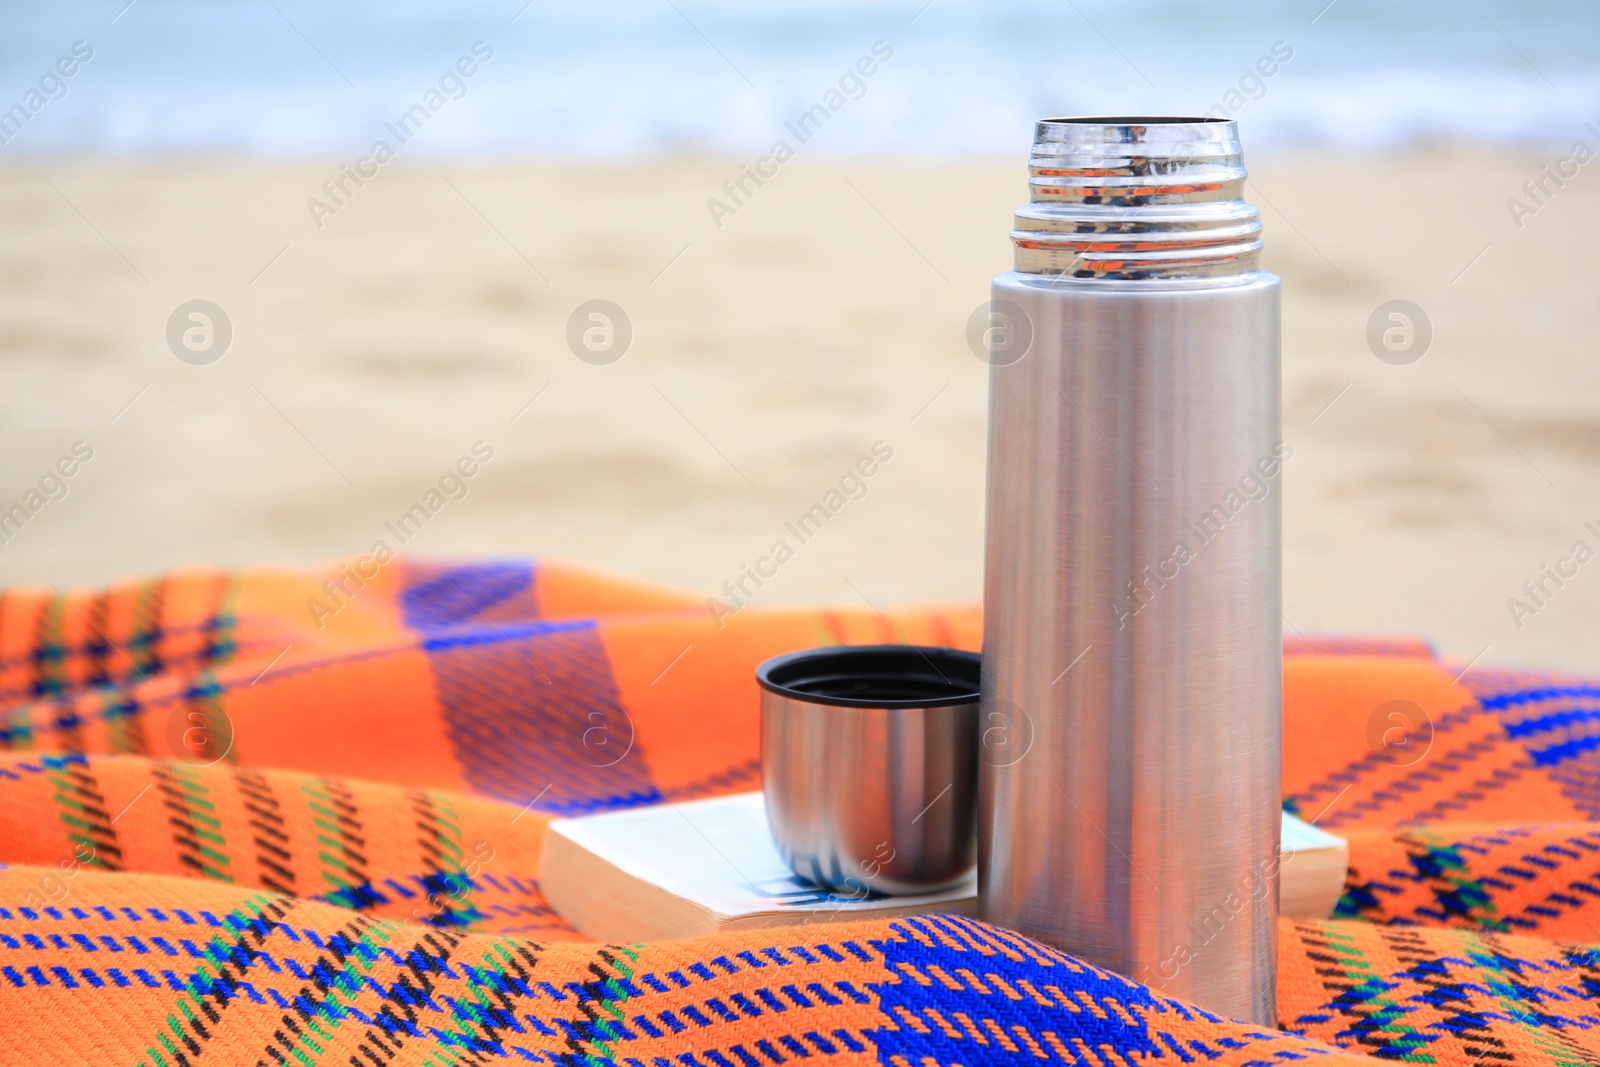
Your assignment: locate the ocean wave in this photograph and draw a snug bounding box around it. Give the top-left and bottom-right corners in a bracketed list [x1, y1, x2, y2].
[0, 0, 1592, 156]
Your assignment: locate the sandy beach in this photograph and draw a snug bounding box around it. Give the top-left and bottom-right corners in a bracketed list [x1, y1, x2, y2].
[0, 148, 1597, 672]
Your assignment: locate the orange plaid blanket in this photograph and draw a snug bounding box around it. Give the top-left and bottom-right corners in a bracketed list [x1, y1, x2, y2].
[0, 558, 1593, 1065]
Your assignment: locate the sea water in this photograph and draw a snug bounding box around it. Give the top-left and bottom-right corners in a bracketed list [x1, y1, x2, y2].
[0, 0, 1593, 157]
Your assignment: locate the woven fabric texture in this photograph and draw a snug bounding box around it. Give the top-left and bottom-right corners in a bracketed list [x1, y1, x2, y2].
[0, 557, 1591, 1065]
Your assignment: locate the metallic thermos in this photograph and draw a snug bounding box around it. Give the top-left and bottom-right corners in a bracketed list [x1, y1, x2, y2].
[978, 117, 1282, 1024]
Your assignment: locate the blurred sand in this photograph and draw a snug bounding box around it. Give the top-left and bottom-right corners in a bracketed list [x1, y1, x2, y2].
[0, 150, 1597, 672]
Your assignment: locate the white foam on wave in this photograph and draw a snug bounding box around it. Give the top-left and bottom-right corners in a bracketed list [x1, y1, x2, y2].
[0, 0, 1592, 157]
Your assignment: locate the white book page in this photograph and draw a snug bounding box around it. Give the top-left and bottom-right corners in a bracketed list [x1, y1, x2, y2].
[549, 792, 976, 920]
[1281, 811, 1342, 854]
[550, 794, 1341, 922]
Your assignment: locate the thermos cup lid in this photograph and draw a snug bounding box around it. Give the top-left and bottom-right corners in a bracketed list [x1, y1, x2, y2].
[756, 644, 980, 709]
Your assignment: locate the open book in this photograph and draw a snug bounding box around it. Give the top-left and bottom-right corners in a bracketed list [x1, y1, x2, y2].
[540, 791, 1347, 943]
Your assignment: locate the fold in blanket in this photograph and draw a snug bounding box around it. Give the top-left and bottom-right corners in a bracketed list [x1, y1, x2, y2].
[0, 558, 1594, 1065]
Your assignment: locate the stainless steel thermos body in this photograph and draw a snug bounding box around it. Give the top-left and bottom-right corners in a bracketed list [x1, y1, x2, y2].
[978, 118, 1283, 1024]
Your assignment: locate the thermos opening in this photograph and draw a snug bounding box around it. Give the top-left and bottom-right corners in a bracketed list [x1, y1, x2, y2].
[1017, 115, 1260, 278]
[757, 645, 979, 708]
[1040, 115, 1226, 125]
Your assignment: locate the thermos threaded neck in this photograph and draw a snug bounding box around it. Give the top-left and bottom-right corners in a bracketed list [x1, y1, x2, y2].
[1013, 116, 1263, 279]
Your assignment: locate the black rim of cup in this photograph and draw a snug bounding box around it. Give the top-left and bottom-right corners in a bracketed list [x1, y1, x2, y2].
[756, 645, 981, 709]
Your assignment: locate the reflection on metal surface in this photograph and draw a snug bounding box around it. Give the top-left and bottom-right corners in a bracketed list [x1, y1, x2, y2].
[760, 645, 980, 896]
